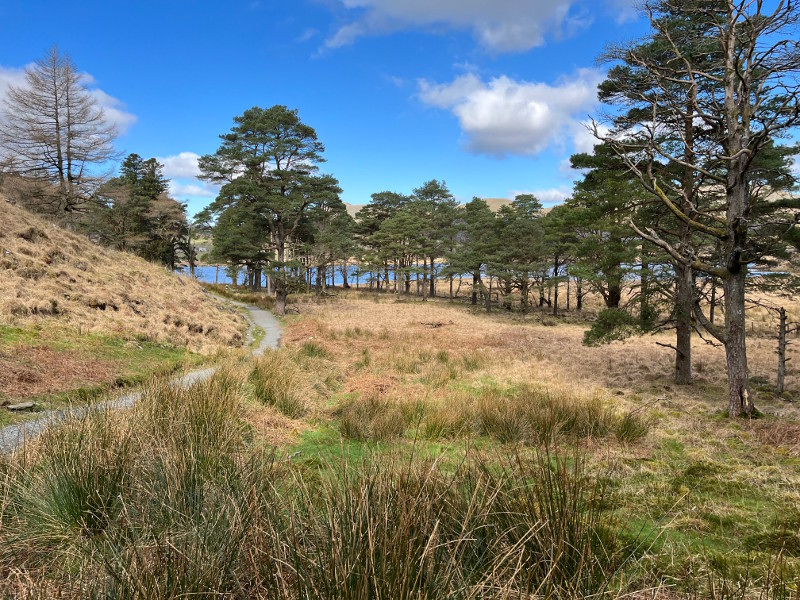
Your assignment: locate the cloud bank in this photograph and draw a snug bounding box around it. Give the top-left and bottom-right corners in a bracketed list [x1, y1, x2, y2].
[417, 69, 605, 157]
[325, 0, 638, 52]
[326, 0, 575, 52]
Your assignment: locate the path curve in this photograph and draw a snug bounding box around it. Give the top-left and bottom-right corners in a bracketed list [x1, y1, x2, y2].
[0, 300, 281, 453]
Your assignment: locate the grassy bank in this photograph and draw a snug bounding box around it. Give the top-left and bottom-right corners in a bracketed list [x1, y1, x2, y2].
[0, 323, 210, 426]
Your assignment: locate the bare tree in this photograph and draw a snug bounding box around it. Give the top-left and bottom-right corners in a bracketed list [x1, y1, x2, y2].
[598, 0, 800, 417]
[0, 46, 118, 216]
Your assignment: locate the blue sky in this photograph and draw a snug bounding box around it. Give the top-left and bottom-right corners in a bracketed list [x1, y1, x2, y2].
[0, 0, 648, 216]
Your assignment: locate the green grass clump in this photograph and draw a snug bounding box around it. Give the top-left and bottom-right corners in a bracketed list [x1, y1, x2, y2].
[298, 340, 330, 359]
[615, 410, 651, 444]
[338, 393, 408, 442]
[249, 350, 307, 418]
[473, 384, 617, 445]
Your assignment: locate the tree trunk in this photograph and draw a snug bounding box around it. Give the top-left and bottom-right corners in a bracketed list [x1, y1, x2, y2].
[521, 279, 530, 314]
[566, 276, 570, 312]
[721, 42, 753, 417]
[342, 263, 351, 289]
[778, 307, 787, 396]
[472, 272, 479, 306]
[422, 257, 428, 300]
[606, 283, 622, 309]
[576, 277, 583, 312]
[429, 257, 435, 298]
[274, 240, 288, 316]
[552, 258, 559, 317]
[674, 262, 692, 385]
[709, 280, 716, 324]
[724, 267, 753, 416]
[640, 259, 649, 328]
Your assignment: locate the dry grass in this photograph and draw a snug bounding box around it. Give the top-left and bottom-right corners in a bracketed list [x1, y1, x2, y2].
[283, 291, 800, 419]
[0, 345, 115, 398]
[0, 200, 244, 354]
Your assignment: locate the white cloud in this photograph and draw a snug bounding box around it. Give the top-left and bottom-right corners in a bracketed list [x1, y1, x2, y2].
[89, 88, 137, 134]
[157, 152, 202, 179]
[326, 0, 575, 53]
[605, 0, 638, 24]
[418, 69, 605, 157]
[509, 187, 572, 205]
[0, 65, 27, 103]
[325, 0, 634, 52]
[169, 181, 217, 199]
[0, 64, 136, 134]
[297, 28, 319, 42]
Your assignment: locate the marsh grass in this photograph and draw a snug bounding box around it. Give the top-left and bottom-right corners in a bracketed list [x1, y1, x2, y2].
[0, 368, 638, 599]
[249, 351, 307, 418]
[615, 410, 652, 445]
[455, 384, 618, 445]
[338, 392, 408, 442]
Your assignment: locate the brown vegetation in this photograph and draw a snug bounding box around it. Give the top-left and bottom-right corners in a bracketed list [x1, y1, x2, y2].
[0, 199, 244, 353]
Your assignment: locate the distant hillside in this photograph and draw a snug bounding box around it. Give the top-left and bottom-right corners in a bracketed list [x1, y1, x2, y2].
[0, 199, 244, 354]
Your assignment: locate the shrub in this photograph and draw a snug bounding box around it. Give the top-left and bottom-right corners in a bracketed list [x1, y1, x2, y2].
[583, 307, 641, 346]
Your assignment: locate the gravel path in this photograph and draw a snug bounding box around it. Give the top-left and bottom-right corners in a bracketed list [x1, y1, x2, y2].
[0, 300, 281, 453]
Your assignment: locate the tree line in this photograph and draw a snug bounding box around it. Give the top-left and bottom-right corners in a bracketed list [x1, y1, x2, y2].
[198, 0, 800, 418]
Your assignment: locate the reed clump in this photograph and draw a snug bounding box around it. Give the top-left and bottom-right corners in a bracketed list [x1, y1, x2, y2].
[0, 370, 632, 598]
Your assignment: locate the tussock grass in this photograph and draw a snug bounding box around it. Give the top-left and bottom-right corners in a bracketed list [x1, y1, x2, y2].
[422, 384, 620, 445]
[298, 340, 330, 359]
[338, 391, 408, 442]
[0, 367, 639, 598]
[615, 410, 651, 445]
[249, 351, 307, 418]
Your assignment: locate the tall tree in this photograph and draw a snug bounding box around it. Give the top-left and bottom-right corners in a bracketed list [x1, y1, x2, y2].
[448, 198, 497, 311]
[599, 0, 800, 416]
[493, 194, 545, 313]
[84, 153, 186, 268]
[199, 105, 341, 315]
[0, 46, 118, 216]
[412, 180, 459, 298]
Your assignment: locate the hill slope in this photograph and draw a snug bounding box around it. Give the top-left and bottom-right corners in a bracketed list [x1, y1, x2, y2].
[0, 199, 244, 354]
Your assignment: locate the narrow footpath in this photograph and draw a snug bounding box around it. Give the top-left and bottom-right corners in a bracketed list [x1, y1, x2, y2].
[0, 301, 281, 453]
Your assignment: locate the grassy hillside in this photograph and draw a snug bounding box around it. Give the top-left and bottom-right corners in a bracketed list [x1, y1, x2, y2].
[0, 199, 246, 410]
